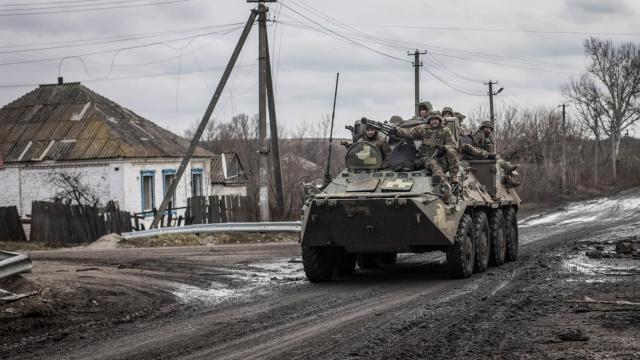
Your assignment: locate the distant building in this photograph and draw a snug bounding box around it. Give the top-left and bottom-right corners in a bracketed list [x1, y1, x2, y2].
[0, 80, 214, 217]
[209, 152, 249, 196]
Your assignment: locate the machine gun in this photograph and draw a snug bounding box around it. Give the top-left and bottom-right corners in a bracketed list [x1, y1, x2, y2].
[359, 117, 397, 136]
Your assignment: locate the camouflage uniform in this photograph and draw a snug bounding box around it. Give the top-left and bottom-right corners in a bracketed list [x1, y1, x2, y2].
[394, 113, 460, 183]
[468, 121, 520, 187]
[411, 101, 433, 121]
[461, 124, 495, 159]
[442, 106, 454, 118]
[388, 115, 404, 126]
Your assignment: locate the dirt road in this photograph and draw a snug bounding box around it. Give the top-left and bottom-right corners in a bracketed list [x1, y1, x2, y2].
[2, 189, 640, 359]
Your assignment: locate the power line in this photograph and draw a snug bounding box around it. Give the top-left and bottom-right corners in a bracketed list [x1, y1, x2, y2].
[0, 0, 132, 6]
[421, 66, 484, 97]
[278, 2, 410, 63]
[0, 22, 244, 54]
[347, 23, 640, 37]
[426, 54, 483, 84]
[0, 25, 244, 66]
[0, 0, 198, 16]
[0, 0, 177, 12]
[0, 63, 257, 88]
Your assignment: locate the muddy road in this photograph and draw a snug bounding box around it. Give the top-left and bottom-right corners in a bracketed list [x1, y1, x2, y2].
[2, 189, 640, 359]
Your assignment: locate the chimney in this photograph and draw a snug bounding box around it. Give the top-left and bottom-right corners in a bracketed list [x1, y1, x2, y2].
[57, 77, 63, 85]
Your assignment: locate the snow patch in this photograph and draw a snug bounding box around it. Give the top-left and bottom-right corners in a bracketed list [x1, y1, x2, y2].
[172, 283, 235, 304]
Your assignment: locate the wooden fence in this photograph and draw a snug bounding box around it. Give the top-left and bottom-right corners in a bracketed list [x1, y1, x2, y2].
[186, 196, 254, 225]
[130, 196, 253, 230]
[0, 206, 27, 241]
[30, 201, 132, 245]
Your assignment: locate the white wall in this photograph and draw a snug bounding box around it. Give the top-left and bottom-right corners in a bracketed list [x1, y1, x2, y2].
[0, 162, 113, 215]
[211, 184, 247, 197]
[120, 158, 210, 216]
[0, 157, 210, 217]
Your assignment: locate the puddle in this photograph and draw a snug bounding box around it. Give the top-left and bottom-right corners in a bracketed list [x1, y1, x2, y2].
[172, 283, 236, 305]
[171, 257, 305, 304]
[562, 254, 639, 277]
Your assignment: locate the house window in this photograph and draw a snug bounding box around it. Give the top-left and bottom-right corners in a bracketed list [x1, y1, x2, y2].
[162, 169, 177, 207]
[192, 168, 204, 197]
[140, 170, 155, 212]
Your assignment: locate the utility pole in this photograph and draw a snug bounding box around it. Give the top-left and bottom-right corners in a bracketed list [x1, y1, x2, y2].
[485, 80, 503, 123]
[152, 0, 279, 228]
[485, 80, 503, 151]
[264, 17, 284, 219]
[257, 3, 270, 221]
[408, 49, 427, 116]
[560, 104, 567, 193]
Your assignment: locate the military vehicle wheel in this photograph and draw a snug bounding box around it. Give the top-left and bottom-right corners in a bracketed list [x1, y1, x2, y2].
[378, 253, 397, 265]
[488, 209, 507, 266]
[302, 246, 337, 282]
[336, 252, 357, 276]
[357, 254, 379, 270]
[446, 213, 475, 279]
[504, 207, 519, 262]
[473, 211, 490, 273]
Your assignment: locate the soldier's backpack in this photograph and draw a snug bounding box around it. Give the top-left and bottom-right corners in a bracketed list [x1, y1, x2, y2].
[389, 140, 423, 171]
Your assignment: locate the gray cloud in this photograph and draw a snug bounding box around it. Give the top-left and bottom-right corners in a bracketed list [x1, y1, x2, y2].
[563, 0, 636, 21]
[1, 0, 639, 138]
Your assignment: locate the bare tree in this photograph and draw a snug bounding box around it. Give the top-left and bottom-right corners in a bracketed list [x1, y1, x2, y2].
[562, 74, 606, 186]
[49, 171, 100, 206]
[577, 38, 640, 180]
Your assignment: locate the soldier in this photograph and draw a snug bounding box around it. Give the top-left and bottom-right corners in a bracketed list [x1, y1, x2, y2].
[415, 101, 433, 120]
[468, 121, 520, 187]
[388, 115, 404, 125]
[442, 106, 455, 118]
[341, 124, 392, 168]
[388, 113, 461, 186]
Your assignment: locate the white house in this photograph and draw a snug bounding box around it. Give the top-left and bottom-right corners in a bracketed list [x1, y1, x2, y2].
[0, 80, 214, 218]
[209, 152, 249, 197]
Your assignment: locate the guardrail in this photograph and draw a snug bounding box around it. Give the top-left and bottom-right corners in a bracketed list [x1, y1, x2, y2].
[121, 221, 302, 241]
[0, 251, 33, 280]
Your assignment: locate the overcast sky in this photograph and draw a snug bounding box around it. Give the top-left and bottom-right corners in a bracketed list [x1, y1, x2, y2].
[1, 0, 639, 138]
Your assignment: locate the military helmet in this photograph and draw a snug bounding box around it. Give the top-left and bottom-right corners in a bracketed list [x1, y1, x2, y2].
[427, 112, 443, 124]
[442, 106, 454, 116]
[389, 115, 403, 124]
[480, 120, 494, 130]
[418, 101, 433, 113]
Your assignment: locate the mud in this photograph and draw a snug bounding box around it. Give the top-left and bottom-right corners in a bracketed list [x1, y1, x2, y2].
[1, 189, 640, 359]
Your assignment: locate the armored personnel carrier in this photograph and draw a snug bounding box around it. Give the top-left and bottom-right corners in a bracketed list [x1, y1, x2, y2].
[300, 117, 520, 281]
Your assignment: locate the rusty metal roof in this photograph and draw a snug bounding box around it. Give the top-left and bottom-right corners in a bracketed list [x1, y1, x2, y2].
[0, 82, 213, 163]
[210, 152, 248, 184]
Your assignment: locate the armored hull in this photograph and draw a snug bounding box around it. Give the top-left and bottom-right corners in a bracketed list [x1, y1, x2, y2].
[300, 118, 521, 282]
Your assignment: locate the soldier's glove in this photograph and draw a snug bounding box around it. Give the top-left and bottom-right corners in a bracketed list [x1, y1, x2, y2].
[487, 153, 497, 160]
[340, 141, 350, 148]
[387, 127, 397, 135]
[436, 146, 447, 157]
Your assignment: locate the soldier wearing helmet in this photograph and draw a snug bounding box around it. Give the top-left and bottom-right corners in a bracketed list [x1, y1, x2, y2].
[388, 112, 461, 186]
[465, 120, 520, 187]
[388, 115, 404, 125]
[416, 101, 433, 120]
[341, 124, 392, 168]
[442, 106, 455, 118]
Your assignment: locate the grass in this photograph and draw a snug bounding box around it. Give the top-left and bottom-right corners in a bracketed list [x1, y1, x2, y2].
[0, 241, 53, 252]
[121, 232, 299, 248]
